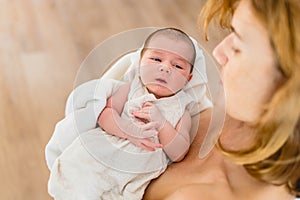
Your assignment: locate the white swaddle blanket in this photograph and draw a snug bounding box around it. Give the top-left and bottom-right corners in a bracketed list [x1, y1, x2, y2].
[48, 74, 197, 200]
[45, 35, 212, 200]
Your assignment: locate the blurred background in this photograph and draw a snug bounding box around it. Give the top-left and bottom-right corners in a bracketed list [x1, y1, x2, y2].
[0, 0, 222, 199]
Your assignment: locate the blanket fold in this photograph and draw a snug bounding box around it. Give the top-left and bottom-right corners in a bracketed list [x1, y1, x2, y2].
[46, 79, 124, 170]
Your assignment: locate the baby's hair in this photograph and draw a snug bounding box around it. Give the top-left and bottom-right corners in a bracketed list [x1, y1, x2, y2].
[142, 27, 196, 73]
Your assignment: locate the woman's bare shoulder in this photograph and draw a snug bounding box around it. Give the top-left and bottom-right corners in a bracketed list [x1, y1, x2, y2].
[162, 183, 294, 200]
[163, 183, 233, 200]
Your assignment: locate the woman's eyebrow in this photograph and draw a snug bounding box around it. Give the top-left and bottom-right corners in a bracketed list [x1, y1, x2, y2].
[230, 25, 243, 40]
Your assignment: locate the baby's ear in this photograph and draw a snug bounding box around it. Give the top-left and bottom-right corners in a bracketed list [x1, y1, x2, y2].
[187, 74, 193, 82]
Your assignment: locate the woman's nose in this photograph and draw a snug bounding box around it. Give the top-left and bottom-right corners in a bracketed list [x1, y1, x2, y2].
[159, 64, 171, 74]
[212, 37, 229, 67]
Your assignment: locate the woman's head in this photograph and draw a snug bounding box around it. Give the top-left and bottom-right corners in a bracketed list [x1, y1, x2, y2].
[139, 28, 195, 98]
[200, 0, 300, 196]
[212, 0, 282, 122]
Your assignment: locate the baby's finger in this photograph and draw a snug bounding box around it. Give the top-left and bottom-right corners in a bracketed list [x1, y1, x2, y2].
[139, 143, 155, 151]
[142, 101, 153, 108]
[141, 139, 163, 149]
[135, 121, 146, 125]
[132, 111, 151, 121]
[142, 121, 160, 130]
[133, 107, 150, 114]
[142, 129, 158, 138]
[132, 112, 148, 120]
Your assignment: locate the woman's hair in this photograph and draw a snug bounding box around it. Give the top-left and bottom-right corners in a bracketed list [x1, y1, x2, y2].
[199, 0, 300, 197]
[141, 27, 196, 72]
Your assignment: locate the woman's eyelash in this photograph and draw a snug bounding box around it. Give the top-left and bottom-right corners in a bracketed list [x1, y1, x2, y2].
[231, 46, 240, 53]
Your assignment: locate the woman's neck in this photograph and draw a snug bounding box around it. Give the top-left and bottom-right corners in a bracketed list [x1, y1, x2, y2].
[187, 110, 255, 159]
[219, 115, 256, 151]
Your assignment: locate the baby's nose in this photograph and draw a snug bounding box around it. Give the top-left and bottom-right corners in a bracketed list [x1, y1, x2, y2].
[159, 65, 171, 74]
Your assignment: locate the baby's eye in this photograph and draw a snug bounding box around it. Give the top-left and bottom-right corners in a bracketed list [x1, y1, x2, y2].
[151, 57, 161, 62]
[174, 65, 183, 69]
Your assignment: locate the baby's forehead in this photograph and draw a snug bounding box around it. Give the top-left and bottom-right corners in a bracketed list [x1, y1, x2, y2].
[145, 35, 195, 64]
[144, 48, 190, 64]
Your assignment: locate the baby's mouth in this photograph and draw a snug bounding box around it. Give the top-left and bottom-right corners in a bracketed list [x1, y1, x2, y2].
[155, 78, 167, 84]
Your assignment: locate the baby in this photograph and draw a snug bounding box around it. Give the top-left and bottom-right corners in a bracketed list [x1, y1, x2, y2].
[48, 28, 198, 200]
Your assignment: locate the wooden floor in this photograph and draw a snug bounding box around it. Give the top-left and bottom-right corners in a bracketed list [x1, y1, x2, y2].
[0, 0, 219, 199]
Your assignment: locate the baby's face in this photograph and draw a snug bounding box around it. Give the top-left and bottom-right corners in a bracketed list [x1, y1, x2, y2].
[139, 46, 193, 98]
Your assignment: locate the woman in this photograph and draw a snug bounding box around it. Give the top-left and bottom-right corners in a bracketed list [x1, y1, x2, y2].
[143, 0, 300, 199]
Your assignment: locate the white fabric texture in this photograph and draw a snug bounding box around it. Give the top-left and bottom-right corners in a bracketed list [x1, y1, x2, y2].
[48, 129, 166, 200]
[45, 79, 124, 170]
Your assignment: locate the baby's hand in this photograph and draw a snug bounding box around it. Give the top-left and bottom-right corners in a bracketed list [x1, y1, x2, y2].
[121, 120, 160, 139]
[131, 102, 166, 131]
[126, 135, 163, 151]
